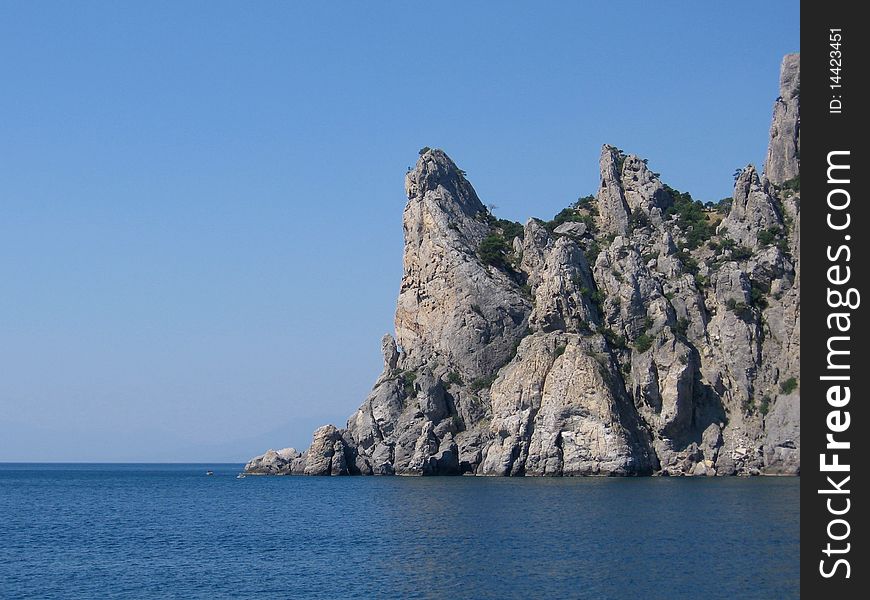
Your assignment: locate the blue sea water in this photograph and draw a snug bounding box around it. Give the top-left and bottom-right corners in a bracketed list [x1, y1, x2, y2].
[0, 464, 798, 599]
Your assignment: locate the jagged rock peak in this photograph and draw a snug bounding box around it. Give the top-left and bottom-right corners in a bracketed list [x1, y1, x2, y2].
[245, 54, 801, 479]
[405, 148, 485, 217]
[596, 145, 672, 235]
[596, 145, 631, 235]
[764, 53, 800, 185]
[719, 164, 784, 249]
[777, 53, 800, 102]
[395, 146, 531, 378]
[381, 334, 399, 371]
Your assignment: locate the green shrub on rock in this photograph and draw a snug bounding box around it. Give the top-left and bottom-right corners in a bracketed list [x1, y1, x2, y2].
[634, 332, 654, 353]
[780, 377, 798, 394]
[478, 234, 511, 270]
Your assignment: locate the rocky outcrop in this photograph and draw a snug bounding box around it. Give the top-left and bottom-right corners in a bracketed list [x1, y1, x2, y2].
[481, 333, 657, 476]
[244, 447, 300, 475]
[246, 55, 800, 477]
[719, 166, 783, 250]
[394, 151, 531, 381]
[764, 53, 800, 185]
[596, 146, 631, 236]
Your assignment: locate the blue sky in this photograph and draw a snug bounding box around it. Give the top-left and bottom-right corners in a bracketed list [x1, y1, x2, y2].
[0, 2, 798, 462]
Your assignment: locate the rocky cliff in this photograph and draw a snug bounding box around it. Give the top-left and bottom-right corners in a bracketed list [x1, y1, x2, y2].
[246, 53, 800, 477]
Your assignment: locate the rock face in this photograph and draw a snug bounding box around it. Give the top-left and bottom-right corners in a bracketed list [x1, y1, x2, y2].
[244, 447, 300, 475]
[394, 152, 531, 380]
[764, 53, 800, 185]
[247, 55, 800, 477]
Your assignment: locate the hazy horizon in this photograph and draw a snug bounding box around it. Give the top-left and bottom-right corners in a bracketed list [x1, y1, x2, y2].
[1, 2, 799, 462]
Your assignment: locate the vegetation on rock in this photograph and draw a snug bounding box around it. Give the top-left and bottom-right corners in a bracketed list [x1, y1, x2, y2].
[780, 377, 798, 394]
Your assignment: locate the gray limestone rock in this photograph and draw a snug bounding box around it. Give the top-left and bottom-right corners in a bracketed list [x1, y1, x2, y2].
[520, 218, 552, 291]
[620, 154, 672, 217]
[596, 145, 631, 236]
[764, 54, 800, 185]
[395, 149, 531, 382]
[244, 447, 300, 475]
[530, 237, 598, 333]
[553, 221, 587, 237]
[718, 166, 783, 250]
[482, 333, 656, 476]
[245, 54, 800, 479]
[303, 425, 342, 476]
[381, 334, 399, 371]
[763, 394, 800, 474]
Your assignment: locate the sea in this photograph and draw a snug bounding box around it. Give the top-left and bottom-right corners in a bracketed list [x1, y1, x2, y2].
[0, 463, 799, 599]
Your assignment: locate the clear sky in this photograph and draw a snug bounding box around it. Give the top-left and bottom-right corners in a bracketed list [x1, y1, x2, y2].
[0, 2, 798, 462]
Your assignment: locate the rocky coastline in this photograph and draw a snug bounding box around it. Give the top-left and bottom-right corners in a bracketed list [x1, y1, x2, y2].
[246, 54, 800, 478]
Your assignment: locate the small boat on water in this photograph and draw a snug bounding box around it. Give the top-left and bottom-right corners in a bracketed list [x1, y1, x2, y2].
[236, 473, 246, 479]
[205, 470, 214, 476]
